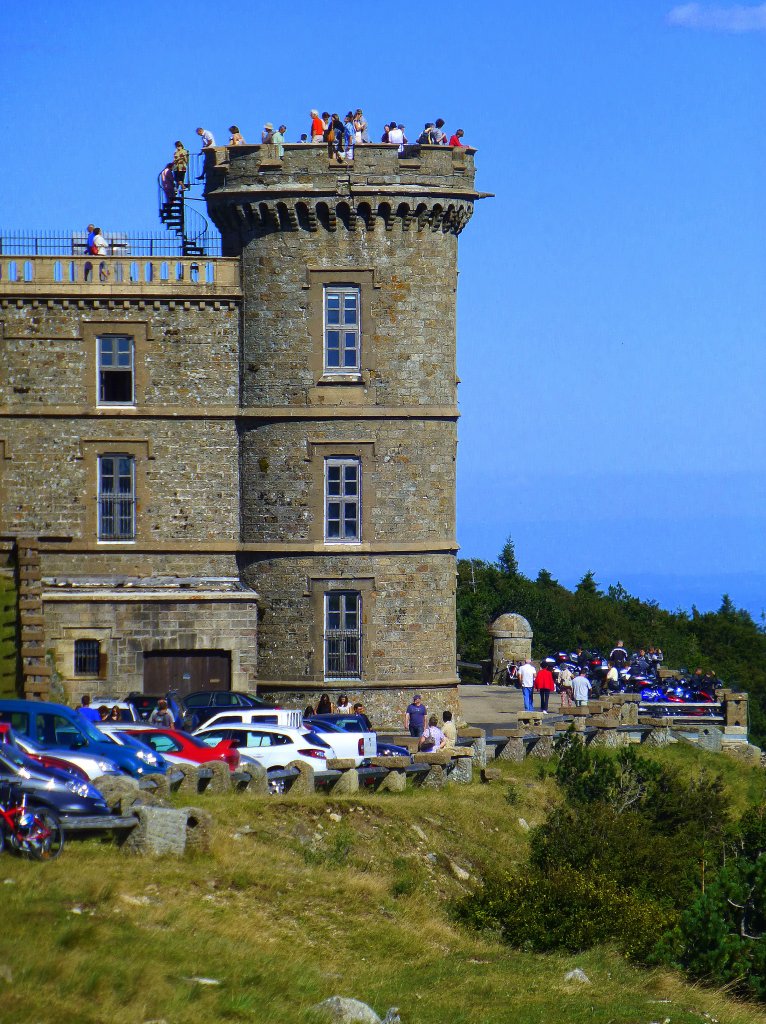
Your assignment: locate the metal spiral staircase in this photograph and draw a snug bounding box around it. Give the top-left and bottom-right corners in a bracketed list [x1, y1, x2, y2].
[157, 156, 212, 256]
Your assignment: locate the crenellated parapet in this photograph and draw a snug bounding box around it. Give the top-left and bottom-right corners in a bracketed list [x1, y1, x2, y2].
[203, 143, 490, 244]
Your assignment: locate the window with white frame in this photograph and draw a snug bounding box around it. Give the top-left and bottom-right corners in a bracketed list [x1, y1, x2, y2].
[325, 458, 360, 542]
[74, 639, 100, 676]
[324, 285, 360, 372]
[324, 591, 361, 679]
[98, 454, 136, 540]
[97, 335, 134, 405]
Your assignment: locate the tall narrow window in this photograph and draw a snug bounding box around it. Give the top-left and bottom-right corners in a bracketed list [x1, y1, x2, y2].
[325, 458, 360, 542]
[97, 335, 134, 405]
[74, 639, 100, 676]
[324, 591, 361, 679]
[98, 454, 135, 540]
[324, 285, 360, 372]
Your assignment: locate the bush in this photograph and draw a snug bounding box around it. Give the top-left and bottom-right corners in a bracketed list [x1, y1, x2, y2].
[456, 868, 676, 960]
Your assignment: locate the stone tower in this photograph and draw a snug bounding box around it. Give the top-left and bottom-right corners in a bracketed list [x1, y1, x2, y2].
[204, 143, 486, 723]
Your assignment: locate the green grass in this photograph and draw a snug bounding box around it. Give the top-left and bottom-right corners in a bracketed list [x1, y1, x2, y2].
[0, 750, 765, 1023]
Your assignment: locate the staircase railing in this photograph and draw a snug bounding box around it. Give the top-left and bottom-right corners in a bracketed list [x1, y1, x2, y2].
[157, 159, 215, 257]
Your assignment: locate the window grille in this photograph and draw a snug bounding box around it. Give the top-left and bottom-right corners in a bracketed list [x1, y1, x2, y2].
[98, 454, 135, 540]
[74, 639, 100, 675]
[324, 592, 361, 679]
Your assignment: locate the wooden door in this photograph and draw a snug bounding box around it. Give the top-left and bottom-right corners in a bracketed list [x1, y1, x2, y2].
[142, 650, 231, 697]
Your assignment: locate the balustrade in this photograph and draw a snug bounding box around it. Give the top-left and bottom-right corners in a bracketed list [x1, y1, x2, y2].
[0, 255, 240, 294]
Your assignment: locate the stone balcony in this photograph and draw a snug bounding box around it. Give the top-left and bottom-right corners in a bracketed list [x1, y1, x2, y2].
[0, 256, 241, 298]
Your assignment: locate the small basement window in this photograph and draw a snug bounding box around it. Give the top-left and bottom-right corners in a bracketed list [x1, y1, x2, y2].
[74, 639, 100, 675]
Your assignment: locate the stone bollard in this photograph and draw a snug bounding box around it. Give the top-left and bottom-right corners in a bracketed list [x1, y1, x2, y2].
[591, 724, 625, 748]
[93, 774, 140, 813]
[495, 729, 527, 763]
[141, 771, 171, 800]
[173, 763, 200, 795]
[414, 751, 452, 789]
[326, 759, 360, 795]
[370, 756, 409, 793]
[723, 691, 749, 728]
[237, 763, 270, 796]
[528, 734, 555, 759]
[182, 806, 214, 854]
[122, 805, 189, 856]
[200, 761, 232, 795]
[286, 760, 314, 795]
[449, 749, 474, 784]
[644, 727, 676, 747]
[457, 727, 487, 768]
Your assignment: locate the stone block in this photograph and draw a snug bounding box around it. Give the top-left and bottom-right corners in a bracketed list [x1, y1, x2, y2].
[377, 769, 406, 793]
[369, 755, 411, 769]
[93, 774, 140, 813]
[329, 768, 359, 795]
[421, 764, 446, 789]
[457, 727, 485, 739]
[480, 766, 501, 783]
[237, 763, 270, 796]
[286, 759, 315, 795]
[528, 735, 555, 759]
[326, 758, 358, 771]
[591, 728, 627, 748]
[644, 727, 676, 747]
[182, 806, 214, 853]
[449, 754, 473, 784]
[122, 806, 188, 856]
[723, 742, 762, 767]
[173, 763, 200, 795]
[141, 772, 171, 799]
[497, 737, 525, 762]
[201, 761, 232, 795]
[413, 750, 453, 766]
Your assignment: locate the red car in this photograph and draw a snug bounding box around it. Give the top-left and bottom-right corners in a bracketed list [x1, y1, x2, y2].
[118, 725, 240, 771]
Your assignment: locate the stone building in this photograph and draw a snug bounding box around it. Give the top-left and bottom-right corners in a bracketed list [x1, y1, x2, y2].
[0, 143, 486, 724]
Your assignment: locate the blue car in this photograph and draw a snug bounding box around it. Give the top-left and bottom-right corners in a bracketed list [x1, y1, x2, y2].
[0, 700, 169, 778]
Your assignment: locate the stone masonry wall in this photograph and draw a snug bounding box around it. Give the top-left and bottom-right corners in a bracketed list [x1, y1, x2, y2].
[45, 596, 258, 699]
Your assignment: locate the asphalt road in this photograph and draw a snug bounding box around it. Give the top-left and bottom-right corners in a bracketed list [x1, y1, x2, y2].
[458, 682, 526, 728]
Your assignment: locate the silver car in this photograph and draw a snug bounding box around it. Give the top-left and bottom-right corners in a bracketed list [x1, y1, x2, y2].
[13, 732, 123, 780]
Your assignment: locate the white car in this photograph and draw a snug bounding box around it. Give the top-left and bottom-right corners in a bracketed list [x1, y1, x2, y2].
[193, 724, 331, 773]
[199, 707, 303, 731]
[298, 720, 375, 765]
[90, 699, 140, 723]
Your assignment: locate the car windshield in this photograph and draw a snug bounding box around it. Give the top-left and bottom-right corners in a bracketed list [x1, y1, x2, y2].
[305, 720, 342, 733]
[73, 717, 112, 745]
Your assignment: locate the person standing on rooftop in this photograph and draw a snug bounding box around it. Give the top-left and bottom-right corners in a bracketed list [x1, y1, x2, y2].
[310, 109, 324, 143]
[271, 124, 286, 158]
[354, 108, 368, 143]
[262, 122, 274, 144]
[448, 128, 465, 147]
[228, 125, 245, 145]
[432, 119, 447, 144]
[388, 123, 404, 152]
[341, 112, 355, 160]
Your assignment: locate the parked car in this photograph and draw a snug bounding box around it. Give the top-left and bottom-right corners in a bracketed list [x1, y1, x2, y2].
[125, 692, 184, 727]
[306, 715, 377, 758]
[193, 724, 331, 773]
[0, 699, 167, 779]
[101, 723, 240, 772]
[11, 732, 123, 780]
[298, 718, 376, 764]
[90, 725, 174, 774]
[197, 706, 304, 731]
[179, 691, 279, 730]
[375, 739, 413, 758]
[0, 743, 110, 818]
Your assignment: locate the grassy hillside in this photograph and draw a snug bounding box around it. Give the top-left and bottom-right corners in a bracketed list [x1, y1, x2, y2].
[1, 750, 765, 1024]
[0, 570, 18, 697]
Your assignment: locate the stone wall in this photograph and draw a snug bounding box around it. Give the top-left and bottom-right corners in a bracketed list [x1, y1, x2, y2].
[44, 594, 258, 699]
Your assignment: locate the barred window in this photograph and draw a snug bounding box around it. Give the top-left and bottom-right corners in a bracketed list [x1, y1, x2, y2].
[324, 285, 360, 372]
[74, 639, 100, 676]
[98, 454, 135, 540]
[325, 458, 360, 542]
[97, 335, 134, 405]
[324, 592, 361, 680]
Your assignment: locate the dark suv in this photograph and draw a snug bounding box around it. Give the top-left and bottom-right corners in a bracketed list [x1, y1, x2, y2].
[180, 691, 277, 730]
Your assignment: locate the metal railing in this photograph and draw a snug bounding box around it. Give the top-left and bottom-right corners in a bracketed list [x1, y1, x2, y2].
[0, 255, 240, 294]
[325, 631, 362, 679]
[0, 228, 221, 259]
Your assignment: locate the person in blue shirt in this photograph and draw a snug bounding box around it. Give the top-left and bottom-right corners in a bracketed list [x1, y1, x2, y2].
[77, 694, 101, 723]
[404, 694, 427, 737]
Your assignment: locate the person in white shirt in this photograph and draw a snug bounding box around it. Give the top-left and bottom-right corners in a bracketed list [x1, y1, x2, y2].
[387, 124, 404, 152]
[92, 228, 107, 256]
[517, 658, 537, 712]
[196, 127, 215, 150]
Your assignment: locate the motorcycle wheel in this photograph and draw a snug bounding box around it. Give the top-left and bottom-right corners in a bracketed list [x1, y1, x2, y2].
[21, 808, 64, 861]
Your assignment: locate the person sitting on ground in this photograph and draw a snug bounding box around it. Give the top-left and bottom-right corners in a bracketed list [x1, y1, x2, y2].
[418, 715, 447, 752]
[77, 694, 101, 723]
[149, 698, 174, 728]
[448, 128, 465, 147]
[336, 694, 353, 715]
[97, 705, 111, 722]
[441, 710, 457, 747]
[353, 703, 372, 730]
[228, 125, 245, 145]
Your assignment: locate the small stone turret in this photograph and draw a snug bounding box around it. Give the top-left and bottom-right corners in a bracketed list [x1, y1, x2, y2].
[203, 143, 488, 723]
[490, 613, 533, 678]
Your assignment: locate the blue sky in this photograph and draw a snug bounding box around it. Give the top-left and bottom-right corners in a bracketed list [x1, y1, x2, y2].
[2, 1, 764, 618]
